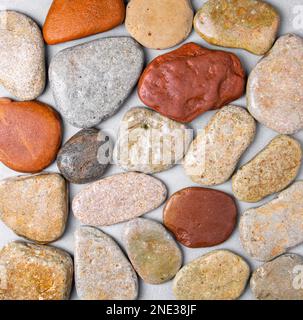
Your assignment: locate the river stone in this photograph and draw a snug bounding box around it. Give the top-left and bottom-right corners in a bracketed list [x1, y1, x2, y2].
[240, 181, 303, 262]
[0, 173, 68, 244]
[0, 241, 73, 300]
[113, 107, 192, 174]
[173, 250, 250, 300]
[57, 128, 112, 184]
[49, 37, 144, 128]
[73, 172, 167, 226]
[123, 218, 182, 284]
[75, 226, 138, 300]
[0, 11, 45, 100]
[183, 105, 256, 185]
[232, 135, 302, 202]
[194, 0, 279, 55]
[247, 34, 303, 134]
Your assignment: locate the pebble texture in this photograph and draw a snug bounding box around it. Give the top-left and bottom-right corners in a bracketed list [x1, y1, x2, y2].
[75, 226, 138, 300]
[194, 0, 280, 55]
[250, 254, 303, 300]
[73, 172, 167, 226]
[0, 173, 68, 244]
[123, 218, 182, 284]
[184, 105, 256, 185]
[232, 135, 302, 202]
[247, 34, 303, 134]
[49, 37, 144, 128]
[57, 128, 112, 184]
[0, 241, 73, 300]
[125, 0, 193, 50]
[173, 250, 250, 300]
[0, 11, 45, 100]
[240, 181, 303, 262]
[113, 107, 192, 174]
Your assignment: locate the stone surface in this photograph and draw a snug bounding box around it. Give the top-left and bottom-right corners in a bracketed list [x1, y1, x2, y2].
[123, 218, 182, 284]
[0, 173, 68, 244]
[49, 37, 144, 128]
[75, 226, 138, 300]
[0, 241, 73, 300]
[184, 105, 256, 185]
[0, 98, 62, 173]
[125, 0, 193, 50]
[57, 128, 112, 184]
[113, 107, 192, 174]
[43, 0, 125, 45]
[0, 11, 45, 100]
[240, 181, 303, 262]
[163, 187, 237, 248]
[247, 34, 303, 134]
[73, 172, 167, 226]
[138, 42, 245, 123]
[194, 0, 279, 55]
[232, 135, 301, 202]
[173, 250, 250, 300]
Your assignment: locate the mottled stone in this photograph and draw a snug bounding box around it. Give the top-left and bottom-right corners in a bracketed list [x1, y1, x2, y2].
[194, 0, 279, 55]
[0, 11, 45, 100]
[57, 128, 112, 184]
[0, 241, 73, 300]
[0, 173, 68, 244]
[49, 37, 144, 128]
[173, 250, 250, 300]
[114, 107, 192, 174]
[75, 226, 138, 300]
[247, 34, 303, 134]
[232, 135, 301, 202]
[240, 181, 303, 261]
[123, 218, 182, 284]
[73, 172, 167, 226]
[184, 105, 256, 185]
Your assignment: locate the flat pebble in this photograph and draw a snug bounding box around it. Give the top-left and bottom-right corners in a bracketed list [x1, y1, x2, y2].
[0, 11, 45, 100]
[184, 105, 256, 185]
[57, 128, 112, 184]
[240, 181, 303, 261]
[0, 241, 73, 300]
[73, 172, 167, 226]
[75, 226, 138, 300]
[247, 34, 303, 134]
[232, 135, 302, 202]
[163, 187, 237, 248]
[173, 250, 250, 300]
[123, 218, 182, 284]
[49, 37, 144, 128]
[113, 107, 192, 174]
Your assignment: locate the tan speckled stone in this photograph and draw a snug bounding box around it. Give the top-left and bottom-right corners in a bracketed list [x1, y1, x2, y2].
[0, 241, 73, 300]
[183, 105, 256, 185]
[232, 135, 301, 202]
[173, 250, 250, 300]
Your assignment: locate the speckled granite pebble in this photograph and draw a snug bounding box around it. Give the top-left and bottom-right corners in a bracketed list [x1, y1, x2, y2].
[49, 37, 144, 128]
[173, 250, 250, 300]
[0, 241, 73, 300]
[0, 11, 45, 100]
[123, 218, 182, 284]
[240, 181, 303, 261]
[73, 172, 167, 226]
[75, 226, 138, 300]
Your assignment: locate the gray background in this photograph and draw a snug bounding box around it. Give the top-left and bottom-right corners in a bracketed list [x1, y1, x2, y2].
[0, 0, 302, 300]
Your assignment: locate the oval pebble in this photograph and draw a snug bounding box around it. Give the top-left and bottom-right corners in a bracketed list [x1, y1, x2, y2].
[173, 250, 250, 300]
[75, 226, 138, 300]
[72, 172, 167, 226]
[123, 218, 182, 284]
[183, 105, 256, 185]
[232, 135, 302, 202]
